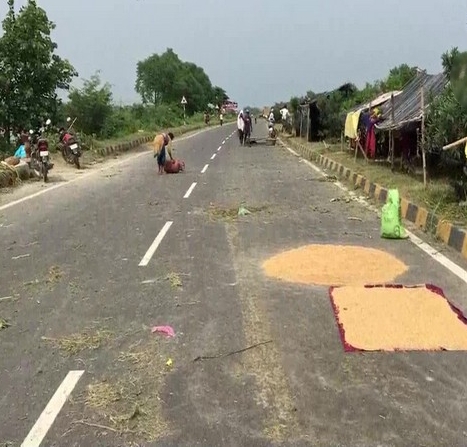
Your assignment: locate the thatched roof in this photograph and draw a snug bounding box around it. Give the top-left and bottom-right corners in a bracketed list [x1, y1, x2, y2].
[375, 72, 447, 131]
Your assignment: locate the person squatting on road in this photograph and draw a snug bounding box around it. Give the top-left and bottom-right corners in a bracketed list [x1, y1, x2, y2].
[153, 132, 175, 174]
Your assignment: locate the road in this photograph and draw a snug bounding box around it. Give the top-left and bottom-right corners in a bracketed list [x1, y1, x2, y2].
[1, 122, 467, 447]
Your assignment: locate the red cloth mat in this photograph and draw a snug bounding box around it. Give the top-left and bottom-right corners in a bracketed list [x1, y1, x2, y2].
[329, 284, 467, 353]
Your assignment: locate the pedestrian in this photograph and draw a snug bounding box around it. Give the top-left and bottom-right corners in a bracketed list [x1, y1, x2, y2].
[219, 112, 224, 126]
[242, 109, 253, 146]
[153, 132, 175, 174]
[237, 109, 244, 144]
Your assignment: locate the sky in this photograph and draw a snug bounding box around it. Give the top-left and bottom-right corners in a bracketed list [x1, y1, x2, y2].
[2, 0, 467, 108]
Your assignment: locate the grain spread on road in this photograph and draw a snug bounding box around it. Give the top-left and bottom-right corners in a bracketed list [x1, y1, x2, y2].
[262, 244, 408, 286]
[331, 285, 467, 351]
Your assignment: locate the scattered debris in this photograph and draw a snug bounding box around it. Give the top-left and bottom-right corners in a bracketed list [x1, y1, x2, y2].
[47, 266, 63, 283]
[208, 204, 269, 221]
[0, 296, 14, 302]
[72, 419, 120, 433]
[310, 206, 330, 214]
[11, 253, 30, 260]
[0, 317, 10, 329]
[175, 300, 200, 307]
[237, 205, 251, 216]
[193, 340, 273, 362]
[165, 358, 173, 368]
[330, 197, 351, 203]
[348, 216, 363, 222]
[151, 326, 175, 338]
[141, 272, 187, 288]
[166, 272, 182, 289]
[84, 339, 170, 440]
[42, 329, 111, 356]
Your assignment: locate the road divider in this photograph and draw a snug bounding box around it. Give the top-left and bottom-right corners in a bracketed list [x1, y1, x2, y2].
[139, 221, 173, 267]
[21, 370, 84, 447]
[183, 182, 197, 199]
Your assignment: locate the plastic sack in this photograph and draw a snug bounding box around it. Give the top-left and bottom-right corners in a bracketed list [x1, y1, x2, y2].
[164, 159, 185, 173]
[380, 189, 408, 239]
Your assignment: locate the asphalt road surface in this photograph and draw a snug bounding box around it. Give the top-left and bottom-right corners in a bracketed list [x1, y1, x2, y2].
[1, 122, 467, 447]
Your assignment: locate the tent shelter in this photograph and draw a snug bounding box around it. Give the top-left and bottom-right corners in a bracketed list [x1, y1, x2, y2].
[374, 72, 447, 174]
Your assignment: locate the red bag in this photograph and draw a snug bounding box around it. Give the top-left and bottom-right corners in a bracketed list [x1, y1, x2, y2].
[164, 159, 185, 173]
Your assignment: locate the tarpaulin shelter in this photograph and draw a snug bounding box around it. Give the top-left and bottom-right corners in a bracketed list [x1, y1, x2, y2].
[371, 71, 447, 179]
[344, 91, 401, 140]
[295, 83, 357, 142]
[375, 72, 447, 131]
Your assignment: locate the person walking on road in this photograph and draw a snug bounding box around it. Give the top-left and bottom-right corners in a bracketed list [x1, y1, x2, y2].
[237, 109, 244, 144]
[153, 132, 175, 174]
[242, 109, 253, 146]
[219, 112, 224, 126]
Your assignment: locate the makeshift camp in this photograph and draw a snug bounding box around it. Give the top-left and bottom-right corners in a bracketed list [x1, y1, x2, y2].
[295, 83, 356, 142]
[374, 72, 447, 173]
[344, 91, 401, 160]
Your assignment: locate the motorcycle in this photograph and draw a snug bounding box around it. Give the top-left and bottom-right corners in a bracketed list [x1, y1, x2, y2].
[58, 118, 82, 169]
[29, 124, 53, 183]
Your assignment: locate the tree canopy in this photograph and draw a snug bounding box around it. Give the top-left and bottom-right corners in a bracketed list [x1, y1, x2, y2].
[0, 0, 77, 132]
[135, 48, 228, 114]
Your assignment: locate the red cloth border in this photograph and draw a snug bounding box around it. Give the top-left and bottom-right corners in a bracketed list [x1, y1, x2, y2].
[328, 283, 467, 353]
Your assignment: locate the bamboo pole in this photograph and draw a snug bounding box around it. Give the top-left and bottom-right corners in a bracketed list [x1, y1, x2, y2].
[421, 87, 427, 188]
[443, 135, 467, 150]
[390, 94, 395, 170]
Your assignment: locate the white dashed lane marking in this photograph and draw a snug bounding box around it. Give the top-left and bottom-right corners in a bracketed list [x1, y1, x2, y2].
[201, 164, 209, 174]
[211, 154, 216, 160]
[21, 370, 84, 447]
[183, 182, 197, 199]
[138, 221, 173, 267]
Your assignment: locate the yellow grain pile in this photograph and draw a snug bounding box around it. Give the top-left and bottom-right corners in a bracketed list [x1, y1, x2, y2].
[332, 286, 467, 351]
[262, 244, 408, 286]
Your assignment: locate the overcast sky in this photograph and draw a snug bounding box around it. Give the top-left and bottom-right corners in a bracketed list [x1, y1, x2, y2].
[3, 0, 467, 107]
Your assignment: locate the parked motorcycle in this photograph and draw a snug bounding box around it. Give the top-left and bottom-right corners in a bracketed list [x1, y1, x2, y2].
[29, 122, 53, 183]
[58, 118, 82, 169]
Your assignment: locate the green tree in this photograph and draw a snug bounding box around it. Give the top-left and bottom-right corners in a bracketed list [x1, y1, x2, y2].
[0, 0, 76, 136]
[382, 64, 418, 91]
[135, 48, 224, 114]
[66, 73, 113, 136]
[212, 86, 229, 107]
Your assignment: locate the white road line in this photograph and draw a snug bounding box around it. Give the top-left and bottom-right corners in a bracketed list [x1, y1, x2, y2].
[217, 146, 222, 151]
[281, 142, 467, 285]
[138, 221, 173, 267]
[21, 370, 84, 447]
[211, 153, 216, 160]
[222, 140, 226, 144]
[183, 182, 197, 199]
[201, 164, 209, 174]
[0, 126, 218, 213]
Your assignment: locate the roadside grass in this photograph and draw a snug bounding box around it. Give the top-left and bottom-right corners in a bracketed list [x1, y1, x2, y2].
[286, 136, 467, 228]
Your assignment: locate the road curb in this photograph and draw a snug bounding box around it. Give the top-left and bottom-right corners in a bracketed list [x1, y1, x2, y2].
[97, 135, 153, 157]
[282, 138, 467, 261]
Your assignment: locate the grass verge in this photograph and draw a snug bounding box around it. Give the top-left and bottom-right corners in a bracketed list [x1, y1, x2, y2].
[285, 136, 467, 228]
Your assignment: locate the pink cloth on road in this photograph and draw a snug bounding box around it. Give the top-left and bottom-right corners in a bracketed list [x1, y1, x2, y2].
[151, 325, 175, 337]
